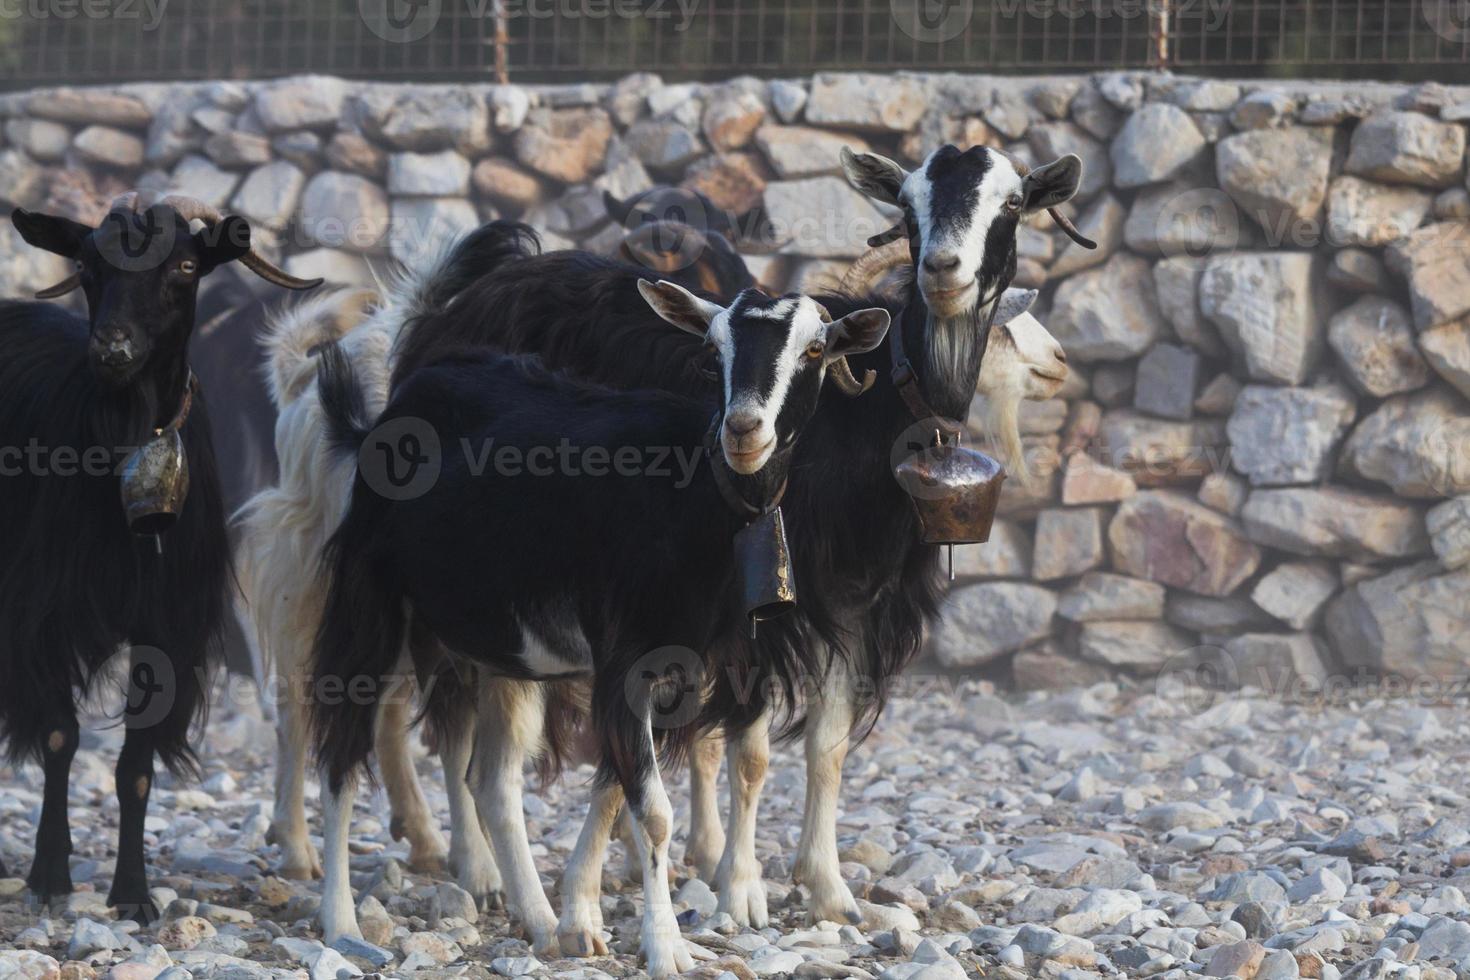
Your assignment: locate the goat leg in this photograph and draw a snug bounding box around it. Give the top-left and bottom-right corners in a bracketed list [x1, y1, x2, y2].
[684, 730, 726, 882]
[440, 708, 503, 911]
[714, 713, 770, 928]
[793, 657, 862, 926]
[108, 704, 159, 924]
[26, 711, 79, 910]
[557, 782, 621, 956]
[376, 691, 448, 874]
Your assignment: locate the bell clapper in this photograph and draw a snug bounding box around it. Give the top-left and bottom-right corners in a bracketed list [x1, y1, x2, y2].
[154, 535, 163, 556]
[749, 617, 757, 639]
[948, 544, 954, 582]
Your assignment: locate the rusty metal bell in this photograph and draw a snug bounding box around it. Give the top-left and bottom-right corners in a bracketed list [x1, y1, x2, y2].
[733, 506, 798, 626]
[119, 429, 190, 537]
[893, 441, 1006, 546]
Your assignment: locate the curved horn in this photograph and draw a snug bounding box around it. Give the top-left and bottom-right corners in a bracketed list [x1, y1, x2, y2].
[995, 149, 1096, 250]
[829, 357, 876, 397]
[156, 194, 324, 291]
[840, 239, 911, 295]
[35, 274, 81, 299]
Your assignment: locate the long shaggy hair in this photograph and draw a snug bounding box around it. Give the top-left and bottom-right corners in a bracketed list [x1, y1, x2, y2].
[0, 302, 229, 778]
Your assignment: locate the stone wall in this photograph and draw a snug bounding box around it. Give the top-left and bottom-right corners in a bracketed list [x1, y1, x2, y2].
[2, 71, 1468, 691]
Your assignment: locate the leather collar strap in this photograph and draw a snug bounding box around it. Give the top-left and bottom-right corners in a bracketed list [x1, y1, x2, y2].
[705, 413, 788, 520]
[156, 372, 199, 437]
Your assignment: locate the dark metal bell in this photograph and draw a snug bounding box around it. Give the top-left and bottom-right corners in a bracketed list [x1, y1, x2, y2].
[733, 506, 798, 625]
[893, 442, 1006, 546]
[119, 429, 190, 537]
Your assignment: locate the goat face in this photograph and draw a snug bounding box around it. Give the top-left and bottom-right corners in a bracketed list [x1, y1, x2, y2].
[11, 206, 251, 387]
[841, 145, 1082, 321]
[638, 281, 890, 476]
[979, 289, 1069, 403]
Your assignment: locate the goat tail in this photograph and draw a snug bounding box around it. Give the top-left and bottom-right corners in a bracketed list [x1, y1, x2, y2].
[410, 220, 541, 317]
[262, 288, 377, 410]
[307, 338, 404, 794]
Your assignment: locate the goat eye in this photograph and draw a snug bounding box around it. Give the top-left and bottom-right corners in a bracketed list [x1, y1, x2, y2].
[1004, 193, 1024, 213]
[805, 341, 825, 359]
[178, 260, 198, 275]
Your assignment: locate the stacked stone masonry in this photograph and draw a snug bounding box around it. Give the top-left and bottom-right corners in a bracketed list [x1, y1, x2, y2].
[3, 71, 1468, 691]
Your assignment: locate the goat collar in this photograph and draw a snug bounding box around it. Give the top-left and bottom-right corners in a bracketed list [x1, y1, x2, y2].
[704, 413, 788, 521]
[889, 280, 1005, 442]
[155, 371, 199, 437]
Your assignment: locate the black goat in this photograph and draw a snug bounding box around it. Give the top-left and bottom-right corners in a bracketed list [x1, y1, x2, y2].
[308, 261, 888, 975]
[385, 143, 1088, 928]
[0, 192, 318, 920]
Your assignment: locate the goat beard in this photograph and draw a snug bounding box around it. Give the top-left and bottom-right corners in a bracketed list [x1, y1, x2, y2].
[924, 294, 1033, 487]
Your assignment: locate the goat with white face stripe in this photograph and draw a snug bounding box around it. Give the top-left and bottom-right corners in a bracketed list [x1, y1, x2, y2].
[841, 144, 1084, 321]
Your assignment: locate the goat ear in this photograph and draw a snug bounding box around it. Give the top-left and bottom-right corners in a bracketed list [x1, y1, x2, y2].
[603, 190, 636, 227]
[637, 279, 723, 338]
[193, 215, 252, 274]
[1021, 154, 1082, 214]
[994, 287, 1038, 326]
[826, 307, 891, 358]
[840, 148, 907, 207]
[11, 209, 92, 258]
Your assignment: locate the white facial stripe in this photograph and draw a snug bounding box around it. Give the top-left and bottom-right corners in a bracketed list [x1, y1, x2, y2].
[906, 148, 1025, 287]
[725, 298, 827, 435]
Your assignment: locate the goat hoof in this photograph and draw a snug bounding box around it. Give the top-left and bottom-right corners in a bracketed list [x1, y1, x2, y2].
[111, 895, 160, 926]
[557, 928, 609, 958]
[26, 862, 73, 907]
[476, 890, 505, 913]
[407, 851, 448, 875]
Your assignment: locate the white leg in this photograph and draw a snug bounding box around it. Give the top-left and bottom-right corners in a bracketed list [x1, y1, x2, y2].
[624, 720, 694, 980]
[685, 730, 726, 882]
[472, 679, 559, 956]
[270, 677, 322, 880]
[793, 659, 860, 925]
[318, 773, 362, 943]
[376, 691, 449, 873]
[618, 807, 643, 884]
[714, 715, 770, 928]
[441, 711, 504, 909]
[557, 783, 621, 956]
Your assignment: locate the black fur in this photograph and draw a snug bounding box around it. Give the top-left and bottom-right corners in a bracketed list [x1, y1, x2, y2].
[386, 222, 958, 745]
[0, 204, 285, 922]
[309, 340, 796, 803]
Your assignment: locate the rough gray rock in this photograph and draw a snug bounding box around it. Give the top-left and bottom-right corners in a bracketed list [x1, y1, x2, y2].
[1240, 486, 1429, 561]
[804, 73, 928, 132]
[753, 125, 861, 179]
[1056, 572, 1166, 622]
[1110, 104, 1205, 188]
[72, 125, 145, 168]
[1222, 632, 1330, 691]
[1049, 253, 1167, 362]
[1325, 175, 1433, 247]
[1133, 343, 1201, 421]
[1340, 387, 1470, 498]
[1249, 561, 1339, 630]
[1215, 127, 1333, 233]
[929, 582, 1058, 667]
[1327, 561, 1470, 677]
[1153, 255, 1223, 357]
[298, 171, 391, 253]
[1225, 384, 1356, 486]
[1199, 251, 1325, 385]
[1078, 620, 1194, 670]
[1346, 110, 1466, 188]
[1420, 319, 1470, 399]
[763, 176, 888, 258]
[387, 150, 471, 197]
[1427, 496, 1470, 569]
[514, 107, 613, 183]
[229, 160, 305, 230]
[1031, 507, 1106, 581]
[1327, 296, 1431, 397]
[1109, 491, 1262, 596]
[1386, 222, 1470, 331]
[253, 75, 348, 133]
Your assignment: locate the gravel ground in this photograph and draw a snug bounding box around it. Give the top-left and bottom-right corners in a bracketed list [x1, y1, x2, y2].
[3, 677, 1470, 980]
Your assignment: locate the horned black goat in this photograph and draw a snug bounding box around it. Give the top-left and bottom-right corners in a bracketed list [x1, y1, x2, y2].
[307, 254, 890, 975]
[0, 192, 319, 920]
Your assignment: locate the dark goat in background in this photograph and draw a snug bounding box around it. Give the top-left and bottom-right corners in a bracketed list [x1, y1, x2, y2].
[0, 194, 318, 919]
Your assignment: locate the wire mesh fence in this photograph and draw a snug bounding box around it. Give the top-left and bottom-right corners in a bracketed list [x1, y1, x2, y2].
[1, 0, 1467, 86]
